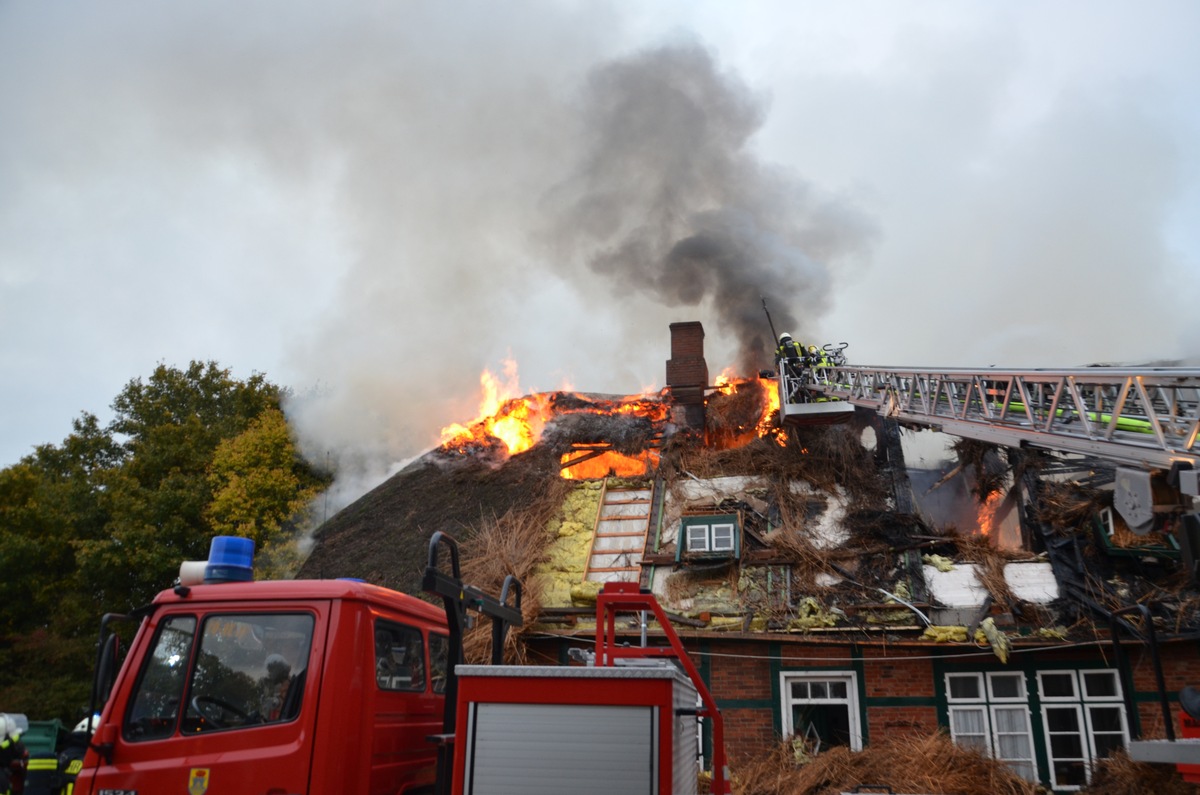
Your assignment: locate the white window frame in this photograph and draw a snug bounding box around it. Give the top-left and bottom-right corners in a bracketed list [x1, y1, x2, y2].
[780, 671, 863, 751]
[1037, 670, 1129, 791]
[684, 522, 736, 554]
[686, 525, 710, 552]
[710, 523, 736, 552]
[945, 672, 1036, 782]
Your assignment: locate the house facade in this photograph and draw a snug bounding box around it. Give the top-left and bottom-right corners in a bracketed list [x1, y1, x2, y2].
[518, 318, 1200, 791]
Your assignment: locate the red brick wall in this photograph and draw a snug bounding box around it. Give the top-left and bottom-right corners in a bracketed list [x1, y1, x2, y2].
[1130, 643, 1200, 740]
[669, 321, 705, 358]
[708, 640, 771, 701]
[667, 322, 708, 409]
[723, 708, 777, 764]
[862, 648, 935, 699]
[866, 705, 939, 735]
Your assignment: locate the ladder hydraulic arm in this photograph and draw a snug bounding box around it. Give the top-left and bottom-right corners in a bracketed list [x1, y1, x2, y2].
[803, 365, 1200, 471]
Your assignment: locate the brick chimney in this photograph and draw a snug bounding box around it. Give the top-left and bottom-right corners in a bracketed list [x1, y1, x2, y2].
[666, 321, 708, 429]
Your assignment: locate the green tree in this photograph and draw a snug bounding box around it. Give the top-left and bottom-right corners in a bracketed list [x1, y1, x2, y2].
[74, 362, 283, 612]
[0, 413, 126, 718]
[0, 361, 328, 722]
[207, 408, 328, 578]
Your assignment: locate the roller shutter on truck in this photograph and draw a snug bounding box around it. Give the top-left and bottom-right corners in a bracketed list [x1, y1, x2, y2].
[464, 703, 655, 794]
[454, 664, 699, 795]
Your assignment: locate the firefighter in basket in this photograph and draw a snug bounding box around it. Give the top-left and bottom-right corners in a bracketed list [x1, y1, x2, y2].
[776, 333, 807, 403]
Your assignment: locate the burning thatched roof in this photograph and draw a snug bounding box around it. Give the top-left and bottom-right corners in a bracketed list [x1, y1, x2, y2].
[301, 362, 1200, 655]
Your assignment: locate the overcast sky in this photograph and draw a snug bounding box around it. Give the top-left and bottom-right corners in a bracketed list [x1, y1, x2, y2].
[2, 1, 1198, 500]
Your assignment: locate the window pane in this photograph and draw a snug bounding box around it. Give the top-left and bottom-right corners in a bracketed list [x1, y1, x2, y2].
[794, 703, 852, 748]
[948, 675, 982, 701]
[1040, 672, 1076, 698]
[989, 674, 1023, 700]
[186, 613, 314, 733]
[1053, 760, 1087, 787]
[126, 615, 197, 741]
[1093, 732, 1125, 758]
[1083, 671, 1119, 699]
[428, 633, 449, 694]
[1089, 706, 1123, 733]
[1050, 733, 1085, 759]
[993, 707, 1028, 734]
[787, 675, 858, 752]
[687, 526, 709, 552]
[1010, 761, 1037, 782]
[711, 524, 735, 551]
[950, 708, 985, 735]
[997, 733, 1031, 760]
[957, 734, 988, 752]
[375, 621, 426, 692]
[1046, 707, 1081, 733]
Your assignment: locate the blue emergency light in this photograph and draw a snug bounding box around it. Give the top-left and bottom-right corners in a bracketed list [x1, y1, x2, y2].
[203, 536, 255, 583]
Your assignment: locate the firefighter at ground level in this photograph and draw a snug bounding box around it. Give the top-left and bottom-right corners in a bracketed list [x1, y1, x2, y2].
[0, 714, 26, 795]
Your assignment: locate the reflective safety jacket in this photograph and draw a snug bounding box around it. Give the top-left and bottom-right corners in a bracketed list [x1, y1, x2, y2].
[777, 339, 804, 364]
[0, 732, 24, 795]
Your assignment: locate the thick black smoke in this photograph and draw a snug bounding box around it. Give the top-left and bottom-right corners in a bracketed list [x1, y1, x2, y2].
[547, 42, 875, 373]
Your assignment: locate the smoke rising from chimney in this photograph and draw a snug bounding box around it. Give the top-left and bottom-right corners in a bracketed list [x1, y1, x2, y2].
[545, 43, 875, 373]
[3, 3, 1196, 503]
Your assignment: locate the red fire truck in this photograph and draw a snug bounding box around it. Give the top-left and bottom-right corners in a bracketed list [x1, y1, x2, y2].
[71, 534, 729, 795]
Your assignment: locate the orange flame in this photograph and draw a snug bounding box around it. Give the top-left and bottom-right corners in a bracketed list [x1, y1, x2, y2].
[439, 360, 670, 462]
[439, 362, 786, 468]
[714, 368, 738, 395]
[561, 449, 660, 479]
[439, 360, 549, 455]
[755, 376, 782, 443]
[977, 490, 1004, 536]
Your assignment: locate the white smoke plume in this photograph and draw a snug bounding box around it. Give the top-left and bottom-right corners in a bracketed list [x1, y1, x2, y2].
[2, 2, 1197, 506]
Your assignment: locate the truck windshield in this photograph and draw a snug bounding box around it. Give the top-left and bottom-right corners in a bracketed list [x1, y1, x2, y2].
[125, 612, 314, 740]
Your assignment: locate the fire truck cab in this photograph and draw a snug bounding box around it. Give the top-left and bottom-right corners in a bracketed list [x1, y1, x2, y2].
[73, 534, 729, 795]
[76, 576, 450, 795]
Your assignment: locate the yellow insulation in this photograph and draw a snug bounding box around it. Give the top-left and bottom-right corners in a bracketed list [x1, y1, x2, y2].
[922, 625, 969, 643]
[535, 482, 605, 607]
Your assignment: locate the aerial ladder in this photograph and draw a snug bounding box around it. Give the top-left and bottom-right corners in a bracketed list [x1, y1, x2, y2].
[792, 361, 1200, 772]
[794, 362, 1200, 528]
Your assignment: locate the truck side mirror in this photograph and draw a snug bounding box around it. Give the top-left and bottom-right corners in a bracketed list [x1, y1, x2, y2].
[88, 615, 129, 738]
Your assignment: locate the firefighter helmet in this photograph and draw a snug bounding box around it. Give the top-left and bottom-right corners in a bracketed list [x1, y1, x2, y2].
[779, 333, 792, 343]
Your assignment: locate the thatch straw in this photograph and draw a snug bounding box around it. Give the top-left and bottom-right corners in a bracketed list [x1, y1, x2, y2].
[1080, 749, 1200, 794]
[668, 426, 888, 512]
[733, 732, 1038, 795]
[458, 477, 571, 664]
[1035, 480, 1107, 530]
[951, 438, 1009, 500]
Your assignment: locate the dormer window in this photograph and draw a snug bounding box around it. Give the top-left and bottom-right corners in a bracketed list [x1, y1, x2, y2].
[677, 513, 741, 561]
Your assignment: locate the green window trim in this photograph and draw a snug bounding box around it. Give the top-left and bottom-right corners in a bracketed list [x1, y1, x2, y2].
[676, 513, 742, 562]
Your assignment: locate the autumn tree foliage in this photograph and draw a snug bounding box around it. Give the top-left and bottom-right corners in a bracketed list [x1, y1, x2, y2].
[0, 361, 328, 721]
